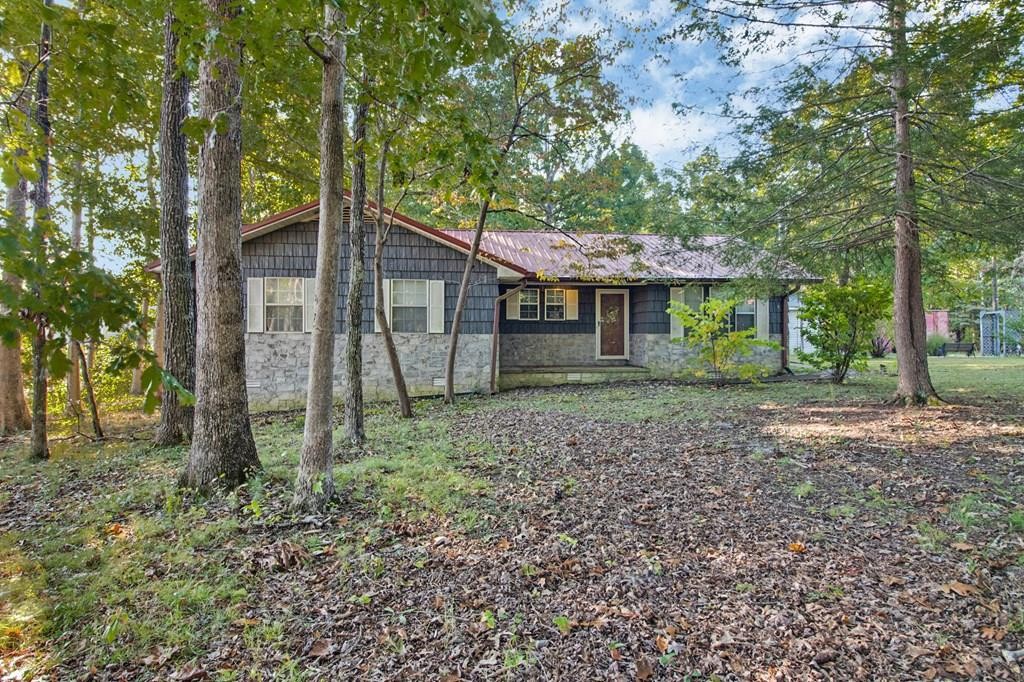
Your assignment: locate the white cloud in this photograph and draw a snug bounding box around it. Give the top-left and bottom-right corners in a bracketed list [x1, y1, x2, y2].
[617, 99, 730, 169]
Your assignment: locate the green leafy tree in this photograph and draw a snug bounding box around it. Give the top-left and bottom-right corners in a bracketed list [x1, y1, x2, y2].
[795, 281, 892, 384]
[667, 0, 1024, 404]
[441, 11, 625, 403]
[180, 0, 261, 491]
[668, 297, 777, 386]
[550, 142, 685, 234]
[0, 224, 179, 444]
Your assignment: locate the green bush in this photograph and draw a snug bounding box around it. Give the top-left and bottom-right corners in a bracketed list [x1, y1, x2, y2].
[667, 296, 778, 385]
[45, 341, 141, 421]
[927, 334, 949, 356]
[795, 280, 891, 383]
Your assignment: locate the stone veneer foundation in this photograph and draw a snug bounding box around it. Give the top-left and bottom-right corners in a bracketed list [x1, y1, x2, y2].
[244, 332, 491, 411]
[632, 333, 784, 377]
[501, 332, 784, 374]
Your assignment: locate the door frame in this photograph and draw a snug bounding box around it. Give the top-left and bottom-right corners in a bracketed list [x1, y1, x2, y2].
[595, 288, 630, 360]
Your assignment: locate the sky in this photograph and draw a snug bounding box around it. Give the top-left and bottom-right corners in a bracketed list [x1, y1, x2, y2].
[553, 0, 879, 171]
[90, 0, 869, 270]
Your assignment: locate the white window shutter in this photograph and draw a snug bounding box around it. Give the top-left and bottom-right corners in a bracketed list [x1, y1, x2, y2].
[247, 278, 264, 333]
[669, 287, 683, 340]
[506, 290, 520, 320]
[303, 278, 315, 333]
[565, 289, 579, 320]
[428, 280, 445, 333]
[375, 278, 391, 333]
[756, 298, 769, 339]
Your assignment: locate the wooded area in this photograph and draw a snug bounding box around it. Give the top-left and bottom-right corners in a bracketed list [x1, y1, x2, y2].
[1, 0, 1022, 678]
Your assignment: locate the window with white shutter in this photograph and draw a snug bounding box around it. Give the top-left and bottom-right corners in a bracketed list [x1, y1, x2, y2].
[303, 278, 315, 332]
[390, 279, 428, 333]
[264, 277, 305, 332]
[427, 280, 445, 333]
[247, 278, 264, 333]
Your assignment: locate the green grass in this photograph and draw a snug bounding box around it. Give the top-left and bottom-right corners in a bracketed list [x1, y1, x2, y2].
[2, 356, 1021, 676]
[489, 356, 1024, 426]
[0, 403, 490, 676]
[873, 355, 1024, 402]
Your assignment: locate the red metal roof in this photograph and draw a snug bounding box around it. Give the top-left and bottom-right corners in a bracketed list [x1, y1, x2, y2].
[147, 197, 815, 283]
[440, 230, 816, 282]
[146, 194, 530, 276]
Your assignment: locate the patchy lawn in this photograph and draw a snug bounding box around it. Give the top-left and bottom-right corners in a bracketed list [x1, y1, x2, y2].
[2, 357, 1023, 680]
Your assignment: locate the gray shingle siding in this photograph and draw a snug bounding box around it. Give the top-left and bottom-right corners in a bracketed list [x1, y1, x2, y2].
[241, 220, 497, 334]
[498, 285, 597, 334]
[631, 284, 670, 334]
[497, 284, 677, 335]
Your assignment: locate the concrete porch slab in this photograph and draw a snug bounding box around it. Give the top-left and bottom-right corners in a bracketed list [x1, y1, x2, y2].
[498, 365, 651, 390]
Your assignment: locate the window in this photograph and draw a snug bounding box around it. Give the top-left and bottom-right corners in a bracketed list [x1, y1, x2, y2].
[390, 279, 428, 333]
[769, 296, 782, 335]
[683, 286, 704, 311]
[681, 286, 705, 336]
[708, 286, 757, 333]
[734, 299, 756, 332]
[518, 289, 540, 320]
[545, 289, 565, 320]
[264, 277, 304, 332]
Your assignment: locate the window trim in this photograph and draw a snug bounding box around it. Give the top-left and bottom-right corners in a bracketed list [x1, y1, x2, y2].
[544, 288, 566, 321]
[263, 276, 305, 334]
[733, 298, 756, 333]
[389, 278, 430, 334]
[681, 285, 705, 337]
[517, 288, 540, 321]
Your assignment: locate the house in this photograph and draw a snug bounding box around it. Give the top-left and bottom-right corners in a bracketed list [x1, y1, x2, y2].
[149, 195, 817, 410]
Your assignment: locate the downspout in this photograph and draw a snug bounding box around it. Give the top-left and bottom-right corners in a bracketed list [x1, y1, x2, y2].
[781, 286, 801, 374]
[490, 282, 526, 394]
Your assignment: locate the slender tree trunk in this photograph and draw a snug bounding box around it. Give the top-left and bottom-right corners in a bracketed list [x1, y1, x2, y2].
[443, 196, 491, 404]
[85, 196, 98, 373]
[28, 9, 52, 460]
[372, 140, 412, 418]
[155, 10, 196, 446]
[181, 0, 260, 490]
[344, 77, 368, 444]
[889, 0, 937, 406]
[443, 104, 521, 405]
[30, 326, 47, 458]
[0, 158, 32, 435]
[66, 158, 83, 414]
[77, 343, 103, 439]
[130, 298, 149, 395]
[838, 255, 851, 287]
[293, 4, 346, 513]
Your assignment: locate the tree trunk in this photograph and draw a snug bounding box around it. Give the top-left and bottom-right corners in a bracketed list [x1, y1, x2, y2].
[293, 4, 346, 513]
[372, 139, 412, 418]
[30, 325, 47, 459]
[28, 10, 52, 460]
[181, 0, 260, 490]
[66, 158, 83, 414]
[443, 196, 491, 404]
[343, 78, 368, 445]
[77, 343, 103, 439]
[0, 161, 32, 435]
[890, 0, 938, 406]
[155, 9, 196, 446]
[130, 298, 149, 395]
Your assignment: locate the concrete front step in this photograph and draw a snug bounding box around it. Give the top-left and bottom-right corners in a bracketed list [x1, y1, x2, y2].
[498, 365, 651, 390]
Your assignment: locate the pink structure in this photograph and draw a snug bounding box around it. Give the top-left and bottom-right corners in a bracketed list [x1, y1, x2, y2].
[925, 310, 949, 338]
